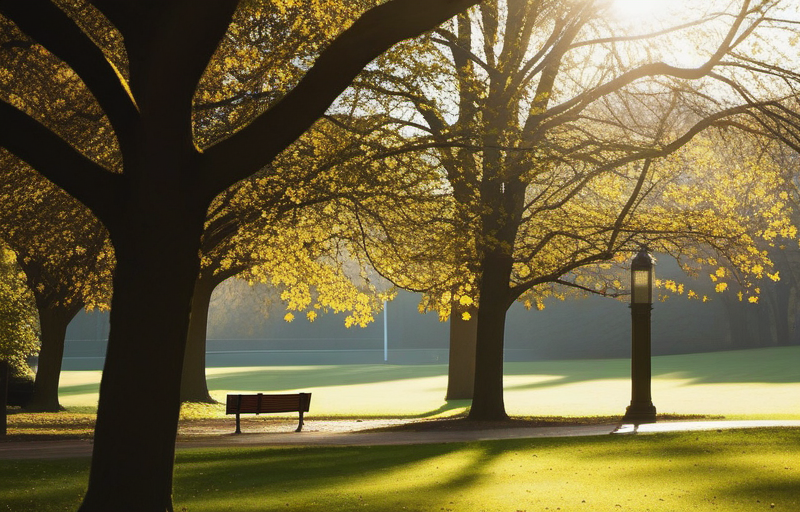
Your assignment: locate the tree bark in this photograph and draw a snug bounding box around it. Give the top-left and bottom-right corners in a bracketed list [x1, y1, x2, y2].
[26, 304, 81, 412]
[78, 205, 205, 512]
[1, 360, 8, 436]
[468, 252, 513, 421]
[445, 302, 477, 400]
[180, 271, 227, 403]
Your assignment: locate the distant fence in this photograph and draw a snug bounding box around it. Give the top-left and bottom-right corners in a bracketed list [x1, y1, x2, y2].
[58, 339, 551, 370]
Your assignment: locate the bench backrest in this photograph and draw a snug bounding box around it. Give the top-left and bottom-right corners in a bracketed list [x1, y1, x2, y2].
[226, 393, 311, 414]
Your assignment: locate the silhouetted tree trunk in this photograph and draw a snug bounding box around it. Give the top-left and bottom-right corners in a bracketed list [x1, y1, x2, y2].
[180, 269, 233, 403]
[14, 255, 85, 412]
[468, 252, 513, 420]
[446, 302, 477, 400]
[80, 203, 206, 512]
[1, 360, 8, 436]
[26, 303, 81, 412]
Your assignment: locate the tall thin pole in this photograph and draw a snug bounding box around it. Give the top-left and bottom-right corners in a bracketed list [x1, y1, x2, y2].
[383, 300, 388, 363]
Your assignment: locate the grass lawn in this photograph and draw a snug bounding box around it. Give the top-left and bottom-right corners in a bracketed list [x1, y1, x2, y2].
[3, 347, 799, 511]
[54, 346, 800, 419]
[1, 428, 799, 511]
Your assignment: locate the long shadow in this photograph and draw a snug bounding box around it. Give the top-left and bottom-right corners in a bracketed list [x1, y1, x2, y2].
[574, 429, 800, 509]
[504, 346, 800, 390]
[0, 458, 88, 511]
[206, 364, 448, 391]
[57, 382, 101, 397]
[174, 437, 511, 511]
[410, 400, 471, 418]
[57, 346, 800, 399]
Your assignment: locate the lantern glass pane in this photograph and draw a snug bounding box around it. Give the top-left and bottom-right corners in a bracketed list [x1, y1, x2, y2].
[632, 269, 651, 303]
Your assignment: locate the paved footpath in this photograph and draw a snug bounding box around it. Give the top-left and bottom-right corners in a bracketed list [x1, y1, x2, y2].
[2, 420, 799, 460]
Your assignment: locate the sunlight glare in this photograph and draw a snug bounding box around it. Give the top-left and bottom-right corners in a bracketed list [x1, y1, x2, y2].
[611, 0, 670, 22]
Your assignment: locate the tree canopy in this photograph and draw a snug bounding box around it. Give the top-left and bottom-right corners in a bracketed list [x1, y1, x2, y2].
[0, 1, 480, 510]
[332, 0, 800, 417]
[0, 242, 38, 376]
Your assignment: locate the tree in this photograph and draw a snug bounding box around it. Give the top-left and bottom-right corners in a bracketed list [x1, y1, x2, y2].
[0, 156, 112, 411]
[341, 0, 797, 419]
[0, 17, 117, 411]
[181, 116, 404, 402]
[0, 241, 38, 436]
[717, 132, 800, 347]
[0, 241, 39, 376]
[0, 1, 479, 510]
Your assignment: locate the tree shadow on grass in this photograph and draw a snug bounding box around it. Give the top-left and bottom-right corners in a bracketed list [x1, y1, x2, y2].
[410, 400, 471, 418]
[56, 382, 100, 398]
[205, 364, 448, 392]
[174, 441, 508, 511]
[0, 458, 88, 512]
[503, 346, 800, 390]
[56, 346, 800, 401]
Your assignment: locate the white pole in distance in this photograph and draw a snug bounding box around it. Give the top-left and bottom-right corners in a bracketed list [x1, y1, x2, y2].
[383, 300, 388, 363]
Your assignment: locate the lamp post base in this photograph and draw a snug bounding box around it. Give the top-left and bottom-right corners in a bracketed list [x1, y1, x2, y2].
[621, 401, 657, 424]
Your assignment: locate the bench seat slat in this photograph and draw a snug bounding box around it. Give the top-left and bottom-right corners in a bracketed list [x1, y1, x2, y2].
[225, 393, 311, 433]
[226, 394, 311, 414]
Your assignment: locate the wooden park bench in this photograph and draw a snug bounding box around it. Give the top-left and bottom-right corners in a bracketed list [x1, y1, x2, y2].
[226, 392, 311, 433]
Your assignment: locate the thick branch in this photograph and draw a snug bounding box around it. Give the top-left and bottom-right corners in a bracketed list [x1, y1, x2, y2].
[0, 0, 138, 152]
[0, 100, 122, 222]
[200, 0, 480, 197]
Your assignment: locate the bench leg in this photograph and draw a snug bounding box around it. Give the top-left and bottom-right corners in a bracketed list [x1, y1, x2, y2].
[235, 412, 241, 434]
[296, 411, 304, 432]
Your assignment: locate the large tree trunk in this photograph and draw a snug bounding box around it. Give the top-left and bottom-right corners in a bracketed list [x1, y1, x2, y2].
[468, 252, 513, 421]
[78, 205, 205, 512]
[26, 304, 81, 412]
[180, 271, 227, 403]
[446, 302, 477, 400]
[1, 359, 8, 436]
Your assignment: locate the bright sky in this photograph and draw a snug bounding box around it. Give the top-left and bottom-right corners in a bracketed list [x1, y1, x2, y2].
[600, 0, 720, 72]
[610, 0, 674, 21]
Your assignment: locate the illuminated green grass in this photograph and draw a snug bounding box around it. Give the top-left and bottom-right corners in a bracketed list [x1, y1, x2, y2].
[56, 346, 800, 419]
[1, 429, 799, 511]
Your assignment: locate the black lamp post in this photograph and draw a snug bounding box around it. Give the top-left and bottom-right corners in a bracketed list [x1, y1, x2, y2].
[622, 246, 657, 424]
